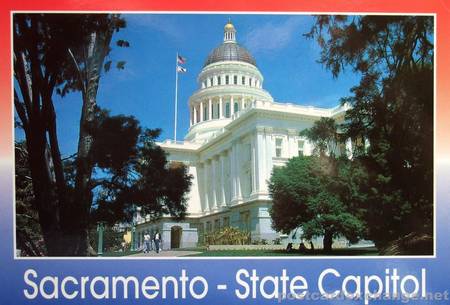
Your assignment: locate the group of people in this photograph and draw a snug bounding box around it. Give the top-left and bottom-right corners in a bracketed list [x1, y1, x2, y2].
[143, 231, 162, 254]
[286, 241, 315, 253]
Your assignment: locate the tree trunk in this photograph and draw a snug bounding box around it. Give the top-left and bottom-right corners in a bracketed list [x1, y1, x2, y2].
[70, 29, 114, 256]
[323, 230, 333, 253]
[14, 15, 118, 256]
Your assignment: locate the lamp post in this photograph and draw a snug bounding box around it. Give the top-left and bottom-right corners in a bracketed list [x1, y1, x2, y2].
[97, 222, 105, 256]
[130, 206, 141, 252]
[131, 226, 136, 251]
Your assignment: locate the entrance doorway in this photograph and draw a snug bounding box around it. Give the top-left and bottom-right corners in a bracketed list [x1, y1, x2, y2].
[170, 226, 182, 249]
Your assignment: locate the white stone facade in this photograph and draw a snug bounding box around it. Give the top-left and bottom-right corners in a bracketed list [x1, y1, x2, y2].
[135, 21, 350, 249]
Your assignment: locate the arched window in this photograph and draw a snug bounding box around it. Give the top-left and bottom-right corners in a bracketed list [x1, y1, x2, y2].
[234, 102, 239, 113]
[225, 102, 230, 118]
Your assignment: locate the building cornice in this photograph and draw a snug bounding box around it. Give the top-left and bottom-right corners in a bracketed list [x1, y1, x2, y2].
[159, 101, 348, 158]
[188, 86, 273, 105]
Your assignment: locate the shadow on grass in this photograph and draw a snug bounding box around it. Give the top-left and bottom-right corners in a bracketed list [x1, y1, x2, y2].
[187, 247, 379, 257]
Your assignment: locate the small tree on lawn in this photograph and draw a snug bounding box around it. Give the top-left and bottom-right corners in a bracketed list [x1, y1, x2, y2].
[269, 156, 365, 252]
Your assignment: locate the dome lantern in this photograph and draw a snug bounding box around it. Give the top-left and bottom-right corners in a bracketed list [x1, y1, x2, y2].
[223, 19, 236, 43]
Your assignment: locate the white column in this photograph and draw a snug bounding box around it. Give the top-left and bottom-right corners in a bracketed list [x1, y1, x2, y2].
[211, 157, 217, 211]
[203, 160, 209, 212]
[230, 96, 235, 116]
[346, 138, 353, 159]
[256, 127, 265, 192]
[265, 127, 273, 188]
[193, 106, 197, 124]
[241, 95, 245, 110]
[220, 153, 226, 206]
[288, 129, 297, 158]
[208, 98, 212, 121]
[219, 97, 223, 118]
[230, 144, 236, 201]
[190, 107, 193, 127]
[200, 101, 204, 122]
[251, 134, 257, 194]
[198, 164, 205, 212]
[235, 142, 242, 200]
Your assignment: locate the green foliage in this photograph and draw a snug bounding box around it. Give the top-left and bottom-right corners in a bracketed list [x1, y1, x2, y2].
[269, 156, 366, 250]
[91, 108, 141, 174]
[204, 227, 251, 246]
[89, 225, 124, 252]
[300, 117, 340, 157]
[116, 61, 126, 70]
[305, 16, 433, 78]
[88, 109, 193, 225]
[307, 16, 433, 250]
[15, 142, 46, 256]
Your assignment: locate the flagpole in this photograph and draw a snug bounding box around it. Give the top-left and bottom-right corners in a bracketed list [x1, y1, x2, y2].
[174, 52, 178, 142]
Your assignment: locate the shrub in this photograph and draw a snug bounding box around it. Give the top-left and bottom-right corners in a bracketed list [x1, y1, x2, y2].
[204, 227, 250, 245]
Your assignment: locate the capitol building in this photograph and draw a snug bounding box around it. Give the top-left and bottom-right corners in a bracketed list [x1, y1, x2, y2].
[134, 21, 351, 249]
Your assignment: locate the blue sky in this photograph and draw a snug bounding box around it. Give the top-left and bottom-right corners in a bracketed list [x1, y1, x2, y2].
[17, 14, 361, 157]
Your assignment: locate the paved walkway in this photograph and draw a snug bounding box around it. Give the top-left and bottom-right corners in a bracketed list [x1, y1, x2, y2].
[129, 250, 202, 257]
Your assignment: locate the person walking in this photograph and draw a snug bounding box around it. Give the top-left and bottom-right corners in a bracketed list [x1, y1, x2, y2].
[154, 231, 161, 253]
[143, 233, 151, 253]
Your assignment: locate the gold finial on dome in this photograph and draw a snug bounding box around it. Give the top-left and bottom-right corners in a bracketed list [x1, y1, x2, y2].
[224, 18, 235, 31]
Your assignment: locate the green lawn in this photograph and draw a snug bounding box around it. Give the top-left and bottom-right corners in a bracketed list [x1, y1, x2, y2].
[100, 250, 140, 257]
[187, 247, 379, 257]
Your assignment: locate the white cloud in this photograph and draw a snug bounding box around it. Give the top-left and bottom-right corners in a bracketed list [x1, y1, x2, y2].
[243, 17, 306, 54]
[126, 14, 184, 42]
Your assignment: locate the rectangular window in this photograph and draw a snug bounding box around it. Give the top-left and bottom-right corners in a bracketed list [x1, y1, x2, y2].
[206, 221, 212, 232]
[223, 217, 230, 228]
[275, 138, 283, 158]
[225, 75, 229, 85]
[239, 211, 250, 233]
[214, 219, 220, 231]
[242, 76, 246, 85]
[217, 76, 221, 85]
[298, 140, 304, 156]
[234, 75, 237, 85]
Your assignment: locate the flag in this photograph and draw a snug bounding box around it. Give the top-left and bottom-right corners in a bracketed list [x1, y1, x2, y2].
[177, 66, 187, 73]
[177, 55, 186, 64]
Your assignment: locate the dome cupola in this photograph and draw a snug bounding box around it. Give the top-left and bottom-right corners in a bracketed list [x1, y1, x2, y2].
[223, 19, 236, 43]
[186, 20, 273, 143]
[204, 20, 256, 67]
